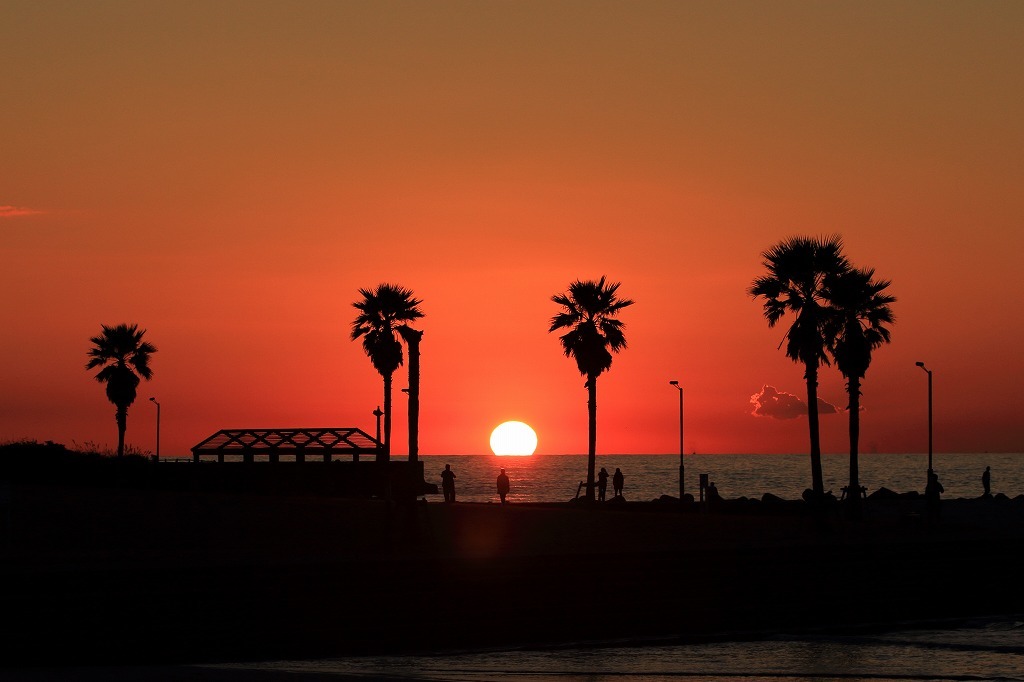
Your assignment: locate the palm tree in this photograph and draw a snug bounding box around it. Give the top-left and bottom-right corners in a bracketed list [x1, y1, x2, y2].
[85, 323, 157, 458]
[824, 266, 896, 515]
[749, 235, 849, 496]
[351, 284, 424, 462]
[550, 277, 634, 502]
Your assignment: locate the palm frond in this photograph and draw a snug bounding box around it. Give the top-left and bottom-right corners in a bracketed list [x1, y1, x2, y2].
[824, 266, 896, 380]
[85, 323, 156, 410]
[350, 283, 425, 379]
[549, 277, 633, 378]
[750, 235, 850, 366]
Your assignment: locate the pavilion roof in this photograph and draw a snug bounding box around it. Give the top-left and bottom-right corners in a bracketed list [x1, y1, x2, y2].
[191, 427, 382, 455]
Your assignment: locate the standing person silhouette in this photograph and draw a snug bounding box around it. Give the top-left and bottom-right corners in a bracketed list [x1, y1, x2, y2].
[613, 468, 624, 498]
[441, 463, 457, 503]
[982, 466, 991, 497]
[597, 467, 609, 502]
[496, 468, 510, 504]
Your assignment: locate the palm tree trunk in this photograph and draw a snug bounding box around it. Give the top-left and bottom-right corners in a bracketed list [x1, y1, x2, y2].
[382, 372, 393, 463]
[804, 362, 824, 495]
[587, 373, 597, 503]
[847, 377, 862, 518]
[115, 407, 127, 458]
[406, 330, 422, 464]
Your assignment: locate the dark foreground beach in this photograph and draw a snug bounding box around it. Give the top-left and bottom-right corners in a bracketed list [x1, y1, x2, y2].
[2, 481, 1024, 669]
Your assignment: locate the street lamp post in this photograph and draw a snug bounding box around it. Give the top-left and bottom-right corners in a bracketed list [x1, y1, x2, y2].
[669, 380, 684, 500]
[373, 406, 384, 445]
[148, 397, 160, 462]
[915, 362, 933, 477]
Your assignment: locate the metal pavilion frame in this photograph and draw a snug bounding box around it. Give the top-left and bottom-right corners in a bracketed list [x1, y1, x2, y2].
[191, 427, 383, 463]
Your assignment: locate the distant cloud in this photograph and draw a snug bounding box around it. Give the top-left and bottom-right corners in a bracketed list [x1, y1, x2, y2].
[750, 384, 841, 420]
[817, 396, 841, 414]
[0, 205, 43, 218]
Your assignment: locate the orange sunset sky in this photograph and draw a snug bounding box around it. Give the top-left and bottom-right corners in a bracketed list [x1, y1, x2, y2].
[2, 1, 1022, 458]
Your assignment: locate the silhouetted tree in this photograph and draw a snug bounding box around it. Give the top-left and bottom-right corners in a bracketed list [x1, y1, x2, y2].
[85, 323, 157, 458]
[750, 235, 849, 496]
[550, 277, 634, 503]
[824, 266, 895, 516]
[351, 284, 424, 462]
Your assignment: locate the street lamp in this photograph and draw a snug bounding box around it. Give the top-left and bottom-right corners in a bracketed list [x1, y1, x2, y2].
[915, 362, 933, 478]
[669, 380, 684, 500]
[372, 406, 384, 446]
[148, 397, 160, 462]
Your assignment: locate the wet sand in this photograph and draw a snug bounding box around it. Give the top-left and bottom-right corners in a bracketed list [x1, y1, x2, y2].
[2, 483, 1023, 667]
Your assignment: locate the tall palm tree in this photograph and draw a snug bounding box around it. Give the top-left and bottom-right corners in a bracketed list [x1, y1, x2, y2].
[85, 323, 157, 458]
[749, 235, 849, 496]
[824, 266, 896, 515]
[550, 277, 634, 502]
[351, 284, 424, 462]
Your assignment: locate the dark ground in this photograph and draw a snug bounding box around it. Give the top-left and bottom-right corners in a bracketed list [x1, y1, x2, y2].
[2, 480, 1023, 669]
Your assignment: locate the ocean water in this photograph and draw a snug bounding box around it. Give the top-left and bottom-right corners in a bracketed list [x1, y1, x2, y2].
[207, 616, 1024, 681]
[419, 452, 1024, 504]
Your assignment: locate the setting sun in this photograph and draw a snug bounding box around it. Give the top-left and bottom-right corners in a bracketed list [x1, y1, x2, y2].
[489, 421, 538, 456]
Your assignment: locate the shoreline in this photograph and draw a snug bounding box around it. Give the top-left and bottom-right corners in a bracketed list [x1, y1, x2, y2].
[3, 483, 1024, 667]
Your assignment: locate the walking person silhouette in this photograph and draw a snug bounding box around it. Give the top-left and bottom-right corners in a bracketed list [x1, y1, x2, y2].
[982, 466, 991, 497]
[613, 467, 624, 498]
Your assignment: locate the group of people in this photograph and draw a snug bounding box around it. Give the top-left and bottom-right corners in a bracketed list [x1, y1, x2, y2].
[439, 464, 996, 506]
[595, 467, 625, 501]
[440, 464, 625, 504]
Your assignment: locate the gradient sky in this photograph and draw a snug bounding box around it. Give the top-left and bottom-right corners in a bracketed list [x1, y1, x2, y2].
[3, 1, 1022, 458]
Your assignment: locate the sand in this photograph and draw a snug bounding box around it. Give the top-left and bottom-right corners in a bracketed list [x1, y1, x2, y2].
[2, 483, 1023, 667]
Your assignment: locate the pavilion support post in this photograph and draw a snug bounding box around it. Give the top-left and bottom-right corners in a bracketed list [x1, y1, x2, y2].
[407, 330, 423, 464]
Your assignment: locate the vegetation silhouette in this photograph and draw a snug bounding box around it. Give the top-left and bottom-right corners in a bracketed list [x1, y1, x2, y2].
[750, 236, 848, 496]
[550, 276, 634, 503]
[824, 266, 896, 518]
[351, 284, 424, 462]
[85, 323, 157, 458]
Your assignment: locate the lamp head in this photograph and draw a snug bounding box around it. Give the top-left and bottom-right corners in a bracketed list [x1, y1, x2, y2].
[915, 361, 925, 368]
[669, 380, 679, 386]
[149, 397, 156, 402]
